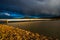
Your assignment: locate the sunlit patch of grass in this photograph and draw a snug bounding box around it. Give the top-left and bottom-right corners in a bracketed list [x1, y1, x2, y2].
[0, 24, 59, 40]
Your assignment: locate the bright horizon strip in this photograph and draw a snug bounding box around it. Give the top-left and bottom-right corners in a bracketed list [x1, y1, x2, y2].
[0, 19, 52, 21]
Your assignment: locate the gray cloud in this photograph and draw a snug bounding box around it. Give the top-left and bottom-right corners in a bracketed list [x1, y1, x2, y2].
[0, 0, 60, 16]
[20, 0, 60, 16]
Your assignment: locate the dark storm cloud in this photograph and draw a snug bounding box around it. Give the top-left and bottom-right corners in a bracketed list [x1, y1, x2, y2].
[0, 0, 60, 16]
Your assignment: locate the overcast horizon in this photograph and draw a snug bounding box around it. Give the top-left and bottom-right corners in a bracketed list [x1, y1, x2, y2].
[0, 0, 60, 19]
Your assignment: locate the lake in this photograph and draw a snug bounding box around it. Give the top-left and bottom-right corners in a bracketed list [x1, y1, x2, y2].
[1, 20, 60, 39]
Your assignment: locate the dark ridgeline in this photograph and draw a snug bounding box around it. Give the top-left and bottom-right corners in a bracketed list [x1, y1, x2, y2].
[50, 16, 60, 20]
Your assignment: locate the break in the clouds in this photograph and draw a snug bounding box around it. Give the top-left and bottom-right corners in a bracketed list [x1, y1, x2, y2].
[0, 0, 60, 16]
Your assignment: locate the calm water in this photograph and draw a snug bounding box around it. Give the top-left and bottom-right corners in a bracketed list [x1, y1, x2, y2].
[1, 20, 60, 38]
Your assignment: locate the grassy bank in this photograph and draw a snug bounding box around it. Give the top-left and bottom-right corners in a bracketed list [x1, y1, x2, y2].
[0, 24, 59, 40]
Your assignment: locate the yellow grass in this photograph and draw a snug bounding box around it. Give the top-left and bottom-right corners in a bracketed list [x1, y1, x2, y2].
[0, 24, 58, 40]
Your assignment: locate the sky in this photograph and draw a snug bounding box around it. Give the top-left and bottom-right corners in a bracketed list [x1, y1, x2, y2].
[0, 0, 60, 18]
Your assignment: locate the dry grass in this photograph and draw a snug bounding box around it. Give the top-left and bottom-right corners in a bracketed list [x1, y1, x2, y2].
[0, 24, 59, 40]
